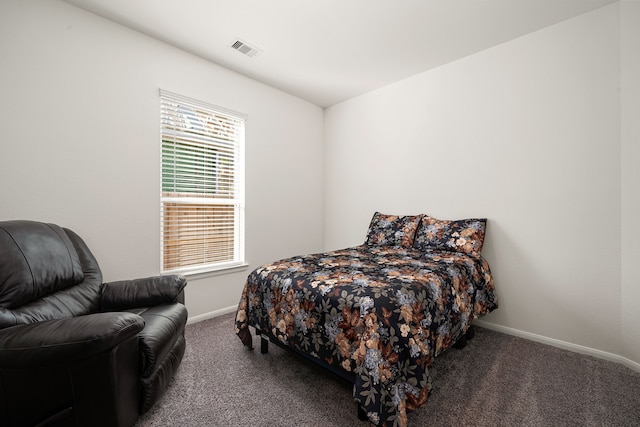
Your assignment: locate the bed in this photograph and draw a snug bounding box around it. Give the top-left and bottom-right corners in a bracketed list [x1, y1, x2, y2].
[235, 212, 498, 427]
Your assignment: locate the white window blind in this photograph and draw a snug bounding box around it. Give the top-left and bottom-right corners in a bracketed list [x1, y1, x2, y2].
[160, 90, 245, 274]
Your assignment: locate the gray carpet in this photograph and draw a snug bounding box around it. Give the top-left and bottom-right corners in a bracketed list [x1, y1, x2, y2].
[135, 313, 640, 426]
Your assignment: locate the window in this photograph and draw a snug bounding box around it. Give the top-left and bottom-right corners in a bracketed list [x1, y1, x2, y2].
[160, 90, 245, 274]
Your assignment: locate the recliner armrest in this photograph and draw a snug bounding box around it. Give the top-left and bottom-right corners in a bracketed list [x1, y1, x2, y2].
[0, 312, 144, 368]
[100, 275, 187, 311]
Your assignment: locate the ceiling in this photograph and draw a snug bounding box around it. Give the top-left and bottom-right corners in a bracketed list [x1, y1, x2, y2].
[63, 0, 616, 107]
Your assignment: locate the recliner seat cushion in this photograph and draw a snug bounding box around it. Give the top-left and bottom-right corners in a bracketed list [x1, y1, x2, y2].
[0, 281, 102, 328]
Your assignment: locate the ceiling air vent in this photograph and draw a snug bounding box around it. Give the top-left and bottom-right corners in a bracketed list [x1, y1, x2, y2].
[230, 39, 262, 58]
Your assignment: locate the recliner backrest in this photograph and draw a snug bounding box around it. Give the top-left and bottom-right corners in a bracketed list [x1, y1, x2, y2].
[0, 220, 103, 329]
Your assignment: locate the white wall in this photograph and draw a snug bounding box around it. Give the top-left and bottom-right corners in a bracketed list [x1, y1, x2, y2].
[620, 0, 640, 364]
[325, 4, 626, 357]
[0, 0, 324, 319]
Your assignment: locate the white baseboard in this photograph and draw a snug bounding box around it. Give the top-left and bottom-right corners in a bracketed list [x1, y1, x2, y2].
[187, 305, 237, 325]
[474, 319, 640, 373]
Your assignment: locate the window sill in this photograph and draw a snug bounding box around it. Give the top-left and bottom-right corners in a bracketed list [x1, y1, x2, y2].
[163, 262, 250, 280]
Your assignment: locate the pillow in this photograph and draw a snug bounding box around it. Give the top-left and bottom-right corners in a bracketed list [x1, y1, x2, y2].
[365, 212, 422, 247]
[413, 216, 486, 256]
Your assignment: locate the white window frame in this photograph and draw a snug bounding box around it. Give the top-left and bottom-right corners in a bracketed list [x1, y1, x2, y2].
[160, 89, 246, 275]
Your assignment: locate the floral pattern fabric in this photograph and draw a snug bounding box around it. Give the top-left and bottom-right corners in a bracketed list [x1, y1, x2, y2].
[365, 212, 423, 248]
[413, 216, 487, 256]
[235, 245, 497, 427]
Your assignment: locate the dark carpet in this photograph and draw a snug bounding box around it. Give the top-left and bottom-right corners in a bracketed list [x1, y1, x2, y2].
[135, 313, 640, 427]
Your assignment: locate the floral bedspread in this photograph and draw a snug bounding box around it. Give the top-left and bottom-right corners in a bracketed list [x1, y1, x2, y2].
[235, 245, 497, 427]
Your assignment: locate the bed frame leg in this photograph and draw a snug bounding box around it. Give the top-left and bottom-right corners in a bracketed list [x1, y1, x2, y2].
[357, 404, 367, 421]
[453, 335, 467, 349]
[454, 325, 477, 350]
[466, 325, 475, 340]
[260, 334, 269, 354]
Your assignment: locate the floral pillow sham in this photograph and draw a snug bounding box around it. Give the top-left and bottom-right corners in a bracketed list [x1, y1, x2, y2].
[413, 216, 487, 256]
[364, 212, 422, 248]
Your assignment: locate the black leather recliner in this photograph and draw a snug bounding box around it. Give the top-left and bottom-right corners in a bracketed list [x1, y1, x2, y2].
[0, 220, 188, 427]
